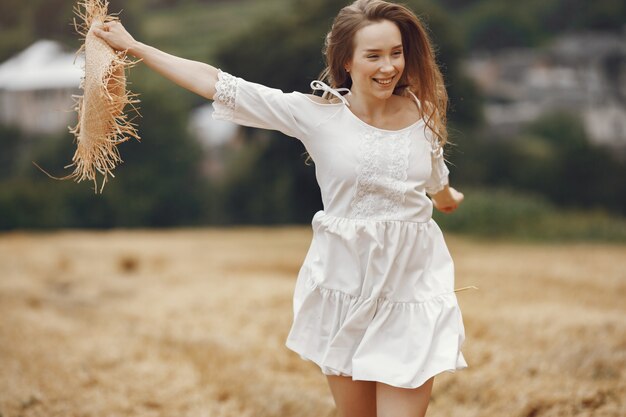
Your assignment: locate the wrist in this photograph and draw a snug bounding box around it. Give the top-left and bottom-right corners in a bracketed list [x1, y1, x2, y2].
[428, 183, 449, 198]
[128, 41, 145, 58]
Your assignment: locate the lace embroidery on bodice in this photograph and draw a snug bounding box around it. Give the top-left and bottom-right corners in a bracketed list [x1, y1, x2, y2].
[213, 70, 237, 118]
[349, 128, 412, 219]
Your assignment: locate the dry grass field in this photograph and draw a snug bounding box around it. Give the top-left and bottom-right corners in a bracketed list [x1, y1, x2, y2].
[0, 227, 624, 417]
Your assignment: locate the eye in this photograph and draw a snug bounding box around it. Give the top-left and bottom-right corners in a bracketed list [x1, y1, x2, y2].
[367, 54, 378, 59]
[393, 50, 403, 56]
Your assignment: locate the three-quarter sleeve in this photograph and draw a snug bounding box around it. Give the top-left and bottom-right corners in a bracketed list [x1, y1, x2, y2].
[212, 70, 312, 140]
[424, 139, 450, 195]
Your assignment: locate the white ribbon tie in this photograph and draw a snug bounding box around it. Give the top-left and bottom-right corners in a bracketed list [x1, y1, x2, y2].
[310, 80, 351, 107]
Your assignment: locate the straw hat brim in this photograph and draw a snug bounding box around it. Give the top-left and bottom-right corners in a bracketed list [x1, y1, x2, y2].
[65, 0, 141, 193]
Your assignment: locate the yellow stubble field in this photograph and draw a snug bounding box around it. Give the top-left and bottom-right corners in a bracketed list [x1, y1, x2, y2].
[0, 227, 624, 417]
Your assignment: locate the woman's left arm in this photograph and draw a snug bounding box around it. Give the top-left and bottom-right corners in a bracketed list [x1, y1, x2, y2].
[429, 185, 464, 213]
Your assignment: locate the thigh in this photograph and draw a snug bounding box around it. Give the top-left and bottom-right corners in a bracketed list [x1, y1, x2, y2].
[376, 376, 435, 417]
[325, 375, 377, 417]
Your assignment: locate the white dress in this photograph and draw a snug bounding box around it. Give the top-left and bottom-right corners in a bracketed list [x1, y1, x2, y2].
[212, 70, 469, 389]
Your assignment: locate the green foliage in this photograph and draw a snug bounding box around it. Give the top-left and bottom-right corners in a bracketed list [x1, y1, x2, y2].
[521, 113, 626, 214]
[404, 0, 485, 127]
[213, 0, 483, 128]
[102, 81, 211, 227]
[438, 0, 483, 11]
[0, 0, 26, 27]
[209, 0, 343, 226]
[466, 9, 539, 50]
[215, 0, 342, 92]
[539, 0, 626, 34]
[142, 0, 293, 61]
[452, 112, 626, 217]
[457, 0, 626, 50]
[214, 131, 321, 225]
[434, 186, 626, 243]
[0, 81, 213, 230]
[0, 125, 22, 179]
[2, 0, 625, 62]
[0, 0, 144, 62]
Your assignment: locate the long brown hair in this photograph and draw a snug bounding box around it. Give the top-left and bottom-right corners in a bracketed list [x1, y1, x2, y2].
[319, 0, 448, 148]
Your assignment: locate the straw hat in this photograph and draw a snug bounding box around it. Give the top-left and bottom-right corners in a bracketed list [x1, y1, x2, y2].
[62, 0, 141, 193]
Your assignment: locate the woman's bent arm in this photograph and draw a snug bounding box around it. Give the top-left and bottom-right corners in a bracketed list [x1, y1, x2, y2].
[429, 185, 464, 214]
[94, 21, 219, 100]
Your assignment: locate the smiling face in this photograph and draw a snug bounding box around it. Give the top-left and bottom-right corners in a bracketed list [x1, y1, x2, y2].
[345, 19, 405, 101]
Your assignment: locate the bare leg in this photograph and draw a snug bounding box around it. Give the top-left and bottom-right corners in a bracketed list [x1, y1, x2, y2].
[376, 376, 435, 417]
[326, 375, 377, 417]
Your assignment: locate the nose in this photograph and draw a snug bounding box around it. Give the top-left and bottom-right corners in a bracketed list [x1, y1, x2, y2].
[380, 57, 394, 74]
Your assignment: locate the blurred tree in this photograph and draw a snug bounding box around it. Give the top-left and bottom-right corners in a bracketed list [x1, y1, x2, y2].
[462, 112, 626, 216]
[0, 127, 110, 229]
[582, 0, 626, 31]
[0, 0, 27, 28]
[0, 126, 23, 179]
[212, 0, 342, 224]
[215, 130, 321, 224]
[0, 0, 144, 62]
[105, 0, 143, 37]
[4, 0, 625, 61]
[216, 0, 343, 92]
[0, 0, 36, 62]
[0, 78, 212, 230]
[540, 0, 626, 34]
[92, 81, 211, 227]
[521, 112, 626, 214]
[32, 0, 79, 40]
[437, 0, 483, 11]
[464, 3, 540, 50]
[406, 0, 484, 128]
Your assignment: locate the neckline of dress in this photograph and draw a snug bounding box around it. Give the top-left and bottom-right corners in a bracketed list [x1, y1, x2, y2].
[308, 80, 426, 133]
[343, 102, 426, 134]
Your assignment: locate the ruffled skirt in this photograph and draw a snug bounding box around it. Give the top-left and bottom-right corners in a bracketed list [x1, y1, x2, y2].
[285, 210, 468, 389]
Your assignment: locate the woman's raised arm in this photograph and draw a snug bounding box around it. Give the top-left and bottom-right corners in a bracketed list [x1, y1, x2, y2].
[93, 21, 219, 100]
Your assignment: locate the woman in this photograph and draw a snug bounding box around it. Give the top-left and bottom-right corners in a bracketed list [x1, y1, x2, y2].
[95, 1, 467, 416]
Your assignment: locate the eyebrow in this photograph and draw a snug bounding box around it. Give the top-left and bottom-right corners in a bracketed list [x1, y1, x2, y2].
[363, 44, 403, 52]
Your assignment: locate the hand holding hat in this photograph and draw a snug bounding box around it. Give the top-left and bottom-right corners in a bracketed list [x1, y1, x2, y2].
[93, 20, 138, 56]
[61, 0, 141, 193]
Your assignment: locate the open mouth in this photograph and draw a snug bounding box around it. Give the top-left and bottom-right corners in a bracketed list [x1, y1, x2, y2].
[373, 76, 395, 86]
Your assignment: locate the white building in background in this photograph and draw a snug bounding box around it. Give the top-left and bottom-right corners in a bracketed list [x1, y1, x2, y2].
[464, 31, 626, 147]
[188, 104, 238, 149]
[0, 39, 83, 135]
[188, 104, 240, 178]
[0, 40, 240, 176]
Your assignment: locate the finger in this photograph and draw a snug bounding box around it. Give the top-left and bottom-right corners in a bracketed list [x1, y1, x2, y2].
[94, 28, 109, 39]
[94, 21, 107, 32]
